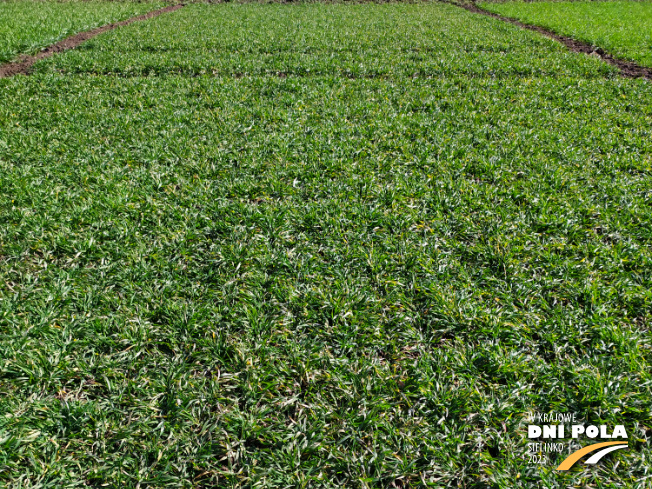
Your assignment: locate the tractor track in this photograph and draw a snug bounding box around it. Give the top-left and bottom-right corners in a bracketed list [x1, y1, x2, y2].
[1, 2, 650, 81]
[0, 4, 184, 78]
[454, 1, 652, 80]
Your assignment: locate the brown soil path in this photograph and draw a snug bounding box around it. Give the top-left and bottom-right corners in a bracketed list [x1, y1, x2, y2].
[2, 2, 650, 81]
[0, 4, 184, 78]
[454, 2, 652, 80]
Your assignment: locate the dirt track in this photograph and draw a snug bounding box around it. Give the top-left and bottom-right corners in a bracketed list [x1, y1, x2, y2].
[1, 2, 650, 81]
[457, 2, 652, 80]
[0, 4, 184, 78]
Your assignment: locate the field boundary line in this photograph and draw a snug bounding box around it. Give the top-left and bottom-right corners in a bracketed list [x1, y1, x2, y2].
[451, 1, 652, 80]
[0, 4, 185, 78]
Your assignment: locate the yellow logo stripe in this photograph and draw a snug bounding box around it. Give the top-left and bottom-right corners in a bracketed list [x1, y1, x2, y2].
[556, 442, 628, 471]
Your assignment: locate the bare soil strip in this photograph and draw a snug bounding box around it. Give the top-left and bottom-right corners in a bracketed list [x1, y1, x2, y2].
[456, 2, 652, 80]
[0, 4, 184, 78]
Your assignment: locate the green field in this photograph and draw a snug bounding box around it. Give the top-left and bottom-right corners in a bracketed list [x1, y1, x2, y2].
[0, 0, 164, 63]
[1, 2, 651, 487]
[482, 0, 652, 68]
[34, 2, 614, 77]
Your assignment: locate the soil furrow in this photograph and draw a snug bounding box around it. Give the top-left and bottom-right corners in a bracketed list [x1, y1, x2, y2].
[0, 4, 184, 78]
[455, 1, 652, 80]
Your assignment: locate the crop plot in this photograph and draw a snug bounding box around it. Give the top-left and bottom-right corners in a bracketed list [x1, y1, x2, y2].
[34, 2, 615, 78]
[482, 0, 652, 68]
[0, 2, 651, 487]
[0, 0, 165, 64]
